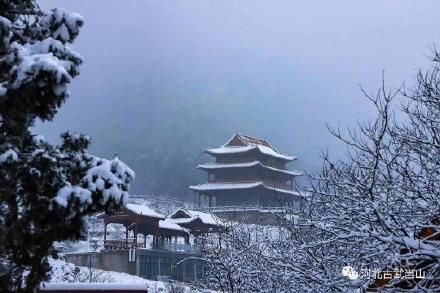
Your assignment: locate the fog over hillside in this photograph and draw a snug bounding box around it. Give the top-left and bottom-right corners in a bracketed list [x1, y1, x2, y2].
[38, 0, 440, 197]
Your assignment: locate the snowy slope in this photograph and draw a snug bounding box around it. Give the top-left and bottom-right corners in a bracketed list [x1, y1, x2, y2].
[48, 258, 208, 293]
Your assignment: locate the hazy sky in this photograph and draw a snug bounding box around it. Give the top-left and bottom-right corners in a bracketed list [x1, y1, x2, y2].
[38, 1, 440, 194]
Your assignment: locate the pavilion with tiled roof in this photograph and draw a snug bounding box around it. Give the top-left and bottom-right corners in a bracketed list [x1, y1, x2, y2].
[100, 203, 224, 249]
[167, 208, 224, 236]
[190, 133, 303, 209]
[81, 203, 224, 282]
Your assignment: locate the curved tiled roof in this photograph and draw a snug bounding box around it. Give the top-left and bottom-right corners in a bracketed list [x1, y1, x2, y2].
[206, 133, 296, 161]
[197, 161, 302, 176]
[189, 182, 302, 197]
[125, 203, 165, 219]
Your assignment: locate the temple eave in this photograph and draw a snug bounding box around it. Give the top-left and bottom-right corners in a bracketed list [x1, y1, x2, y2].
[190, 182, 300, 196]
[204, 146, 295, 161]
[197, 161, 302, 176]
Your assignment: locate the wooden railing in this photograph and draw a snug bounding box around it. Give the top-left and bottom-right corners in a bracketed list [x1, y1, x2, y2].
[104, 239, 200, 253]
[104, 238, 139, 249]
[153, 242, 200, 253]
[195, 205, 288, 213]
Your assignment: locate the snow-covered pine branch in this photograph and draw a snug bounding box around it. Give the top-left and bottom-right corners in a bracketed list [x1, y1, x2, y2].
[0, 2, 134, 291]
[278, 64, 440, 291]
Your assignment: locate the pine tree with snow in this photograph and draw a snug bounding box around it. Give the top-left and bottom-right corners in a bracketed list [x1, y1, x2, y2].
[0, 1, 134, 291]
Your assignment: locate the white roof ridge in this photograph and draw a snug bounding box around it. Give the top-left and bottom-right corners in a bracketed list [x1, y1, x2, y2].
[189, 182, 304, 198]
[260, 139, 279, 153]
[237, 133, 282, 154]
[159, 219, 190, 233]
[167, 208, 221, 226]
[192, 181, 264, 184]
[189, 181, 264, 191]
[197, 161, 301, 176]
[125, 203, 165, 219]
[167, 208, 192, 219]
[204, 145, 256, 151]
[198, 161, 260, 168]
[205, 145, 294, 161]
[222, 132, 240, 147]
[261, 184, 303, 196]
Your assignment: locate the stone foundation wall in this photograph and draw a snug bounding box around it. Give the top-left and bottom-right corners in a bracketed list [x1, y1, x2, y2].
[64, 250, 136, 275]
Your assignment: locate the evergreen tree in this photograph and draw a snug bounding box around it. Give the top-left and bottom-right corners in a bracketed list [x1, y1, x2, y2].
[0, 1, 134, 291]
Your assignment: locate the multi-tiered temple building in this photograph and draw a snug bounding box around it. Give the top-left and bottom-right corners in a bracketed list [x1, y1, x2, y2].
[190, 133, 303, 209]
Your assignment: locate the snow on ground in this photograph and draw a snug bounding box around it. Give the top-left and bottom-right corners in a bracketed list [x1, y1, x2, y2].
[50, 258, 148, 284]
[48, 258, 208, 293]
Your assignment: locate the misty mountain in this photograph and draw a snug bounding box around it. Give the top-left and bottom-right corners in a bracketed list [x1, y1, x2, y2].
[37, 0, 439, 197]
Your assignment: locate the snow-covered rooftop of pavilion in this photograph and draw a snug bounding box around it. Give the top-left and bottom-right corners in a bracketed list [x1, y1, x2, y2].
[205, 133, 296, 161]
[158, 219, 190, 233]
[198, 161, 302, 176]
[189, 182, 302, 196]
[106, 201, 222, 230]
[125, 203, 165, 219]
[168, 208, 222, 226]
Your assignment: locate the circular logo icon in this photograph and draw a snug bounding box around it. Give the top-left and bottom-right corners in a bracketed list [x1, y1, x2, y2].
[341, 266, 359, 280]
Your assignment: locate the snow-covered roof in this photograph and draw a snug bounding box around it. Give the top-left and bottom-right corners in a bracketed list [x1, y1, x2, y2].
[266, 186, 302, 196]
[189, 182, 302, 197]
[125, 203, 165, 219]
[205, 145, 295, 161]
[159, 219, 189, 233]
[258, 145, 295, 161]
[206, 145, 253, 154]
[185, 209, 221, 225]
[205, 133, 295, 161]
[198, 161, 302, 176]
[199, 161, 259, 169]
[223, 133, 276, 150]
[168, 208, 221, 226]
[190, 182, 262, 191]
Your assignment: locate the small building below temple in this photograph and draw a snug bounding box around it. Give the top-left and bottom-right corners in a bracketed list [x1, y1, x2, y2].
[64, 204, 223, 283]
[190, 133, 304, 209]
